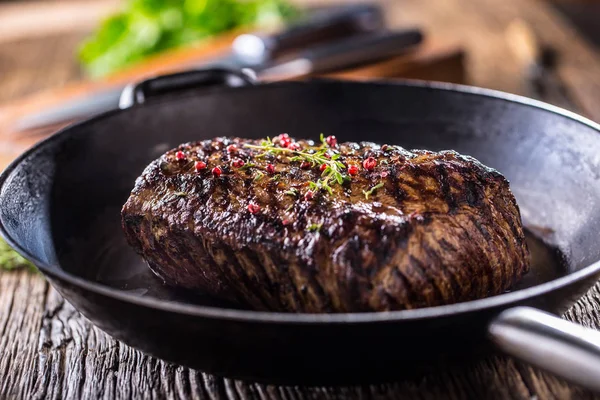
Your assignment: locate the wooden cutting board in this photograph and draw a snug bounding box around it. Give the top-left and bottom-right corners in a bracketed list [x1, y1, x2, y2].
[0, 34, 465, 168]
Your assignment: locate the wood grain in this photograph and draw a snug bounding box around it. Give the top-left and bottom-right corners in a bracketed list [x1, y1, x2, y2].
[0, 0, 118, 44]
[1, 271, 598, 399]
[1, 0, 600, 398]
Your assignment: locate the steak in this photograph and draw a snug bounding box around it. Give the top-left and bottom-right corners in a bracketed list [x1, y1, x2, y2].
[122, 135, 529, 312]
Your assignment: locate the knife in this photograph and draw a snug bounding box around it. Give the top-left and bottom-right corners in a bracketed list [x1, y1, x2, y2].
[118, 28, 425, 109]
[259, 29, 424, 81]
[14, 3, 385, 133]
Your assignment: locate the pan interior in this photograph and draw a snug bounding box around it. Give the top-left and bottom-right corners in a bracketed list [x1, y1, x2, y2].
[2, 81, 599, 312]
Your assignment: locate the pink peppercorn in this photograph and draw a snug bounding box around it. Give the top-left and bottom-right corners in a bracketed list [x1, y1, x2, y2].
[287, 142, 300, 151]
[363, 157, 377, 170]
[195, 161, 207, 171]
[231, 159, 245, 168]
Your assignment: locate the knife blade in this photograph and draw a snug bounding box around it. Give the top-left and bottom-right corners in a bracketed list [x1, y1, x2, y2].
[14, 3, 384, 133]
[259, 29, 424, 81]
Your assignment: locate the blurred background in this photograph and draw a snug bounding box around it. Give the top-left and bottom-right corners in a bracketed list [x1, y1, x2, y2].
[0, 0, 599, 167]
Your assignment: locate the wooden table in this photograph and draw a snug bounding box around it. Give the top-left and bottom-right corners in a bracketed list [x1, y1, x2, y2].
[2, 0, 600, 398]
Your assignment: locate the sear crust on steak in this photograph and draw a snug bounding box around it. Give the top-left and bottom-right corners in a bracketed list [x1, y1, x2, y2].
[122, 136, 529, 313]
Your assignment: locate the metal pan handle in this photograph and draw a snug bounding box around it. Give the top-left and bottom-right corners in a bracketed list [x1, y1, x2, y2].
[119, 68, 256, 108]
[488, 306, 600, 391]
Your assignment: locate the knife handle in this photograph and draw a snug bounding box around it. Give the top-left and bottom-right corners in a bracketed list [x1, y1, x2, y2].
[119, 68, 256, 108]
[232, 3, 384, 66]
[304, 29, 424, 73]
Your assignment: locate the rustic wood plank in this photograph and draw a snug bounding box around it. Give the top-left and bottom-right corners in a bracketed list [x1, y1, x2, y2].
[2, 0, 600, 398]
[1, 273, 599, 399]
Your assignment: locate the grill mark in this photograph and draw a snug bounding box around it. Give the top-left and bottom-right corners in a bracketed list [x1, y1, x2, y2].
[436, 163, 456, 211]
[269, 252, 303, 312]
[252, 251, 293, 311]
[465, 178, 482, 207]
[202, 239, 257, 305]
[303, 261, 334, 312]
[483, 209, 513, 292]
[284, 256, 320, 311]
[141, 218, 200, 288]
[221, 246, 272, 310]
[451, 213, 494, 299]
[442, 216, 481, 299]
[467, 212, 504, 296]
[163, 225, 203, 278]
[343, 236, 369, 311]
[389, 164, 406, 203]
[184, 228, 236, 299]
[483, 189, 526, 290]
[388, 267, 412, 309]
[420, 235, 461, 303]
[471, 215, 493, 241]
[432, 234, 469, 300]
[407, 254, 444, 307]
[486, 196, 528, 289]
[302, 236, 337, 312]
[235, 248, 278, 307]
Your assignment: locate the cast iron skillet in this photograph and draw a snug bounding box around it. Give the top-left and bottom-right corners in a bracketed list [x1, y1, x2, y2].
[3, 68, 600, 388]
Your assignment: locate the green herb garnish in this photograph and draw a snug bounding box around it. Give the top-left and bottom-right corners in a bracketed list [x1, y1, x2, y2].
[239, 163, 256, 170]
[284, 188, 299, 197]
[253, 171, 264, 181]
[270, 174, 281, 181]
[319, 133, 327, 145]
[245, 135, 346, 196]
[363, 182, 385, 200]
[0, 239, 36, 273]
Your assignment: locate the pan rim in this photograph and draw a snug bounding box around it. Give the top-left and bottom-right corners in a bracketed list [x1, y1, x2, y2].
[2, 78, 599, 325]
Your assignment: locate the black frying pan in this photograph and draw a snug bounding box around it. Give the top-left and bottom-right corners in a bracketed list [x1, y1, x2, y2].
[3, 69, 600, 389]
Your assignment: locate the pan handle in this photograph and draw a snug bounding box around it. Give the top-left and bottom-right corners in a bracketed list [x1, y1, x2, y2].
[119, 68, 256, 109]
[488, 306, 600, 391]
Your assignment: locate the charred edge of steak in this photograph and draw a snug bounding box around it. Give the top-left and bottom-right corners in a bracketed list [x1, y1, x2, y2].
[122, 136, 529, 313]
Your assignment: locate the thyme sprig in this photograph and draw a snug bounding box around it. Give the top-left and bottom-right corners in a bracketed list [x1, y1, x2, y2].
[244, 136, 346, 195]
[284, 188, 299, 197]
[239, 163, 256, 170]
[363, 182, 384, 200]
[253, 171, 264, 181]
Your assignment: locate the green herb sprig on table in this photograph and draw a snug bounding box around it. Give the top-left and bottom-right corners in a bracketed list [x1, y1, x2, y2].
[0, 239, 36, 273]
[78, 0, 300, 77]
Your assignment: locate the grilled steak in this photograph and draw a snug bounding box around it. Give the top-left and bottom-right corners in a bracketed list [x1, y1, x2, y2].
[122, 135, 529, 312]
